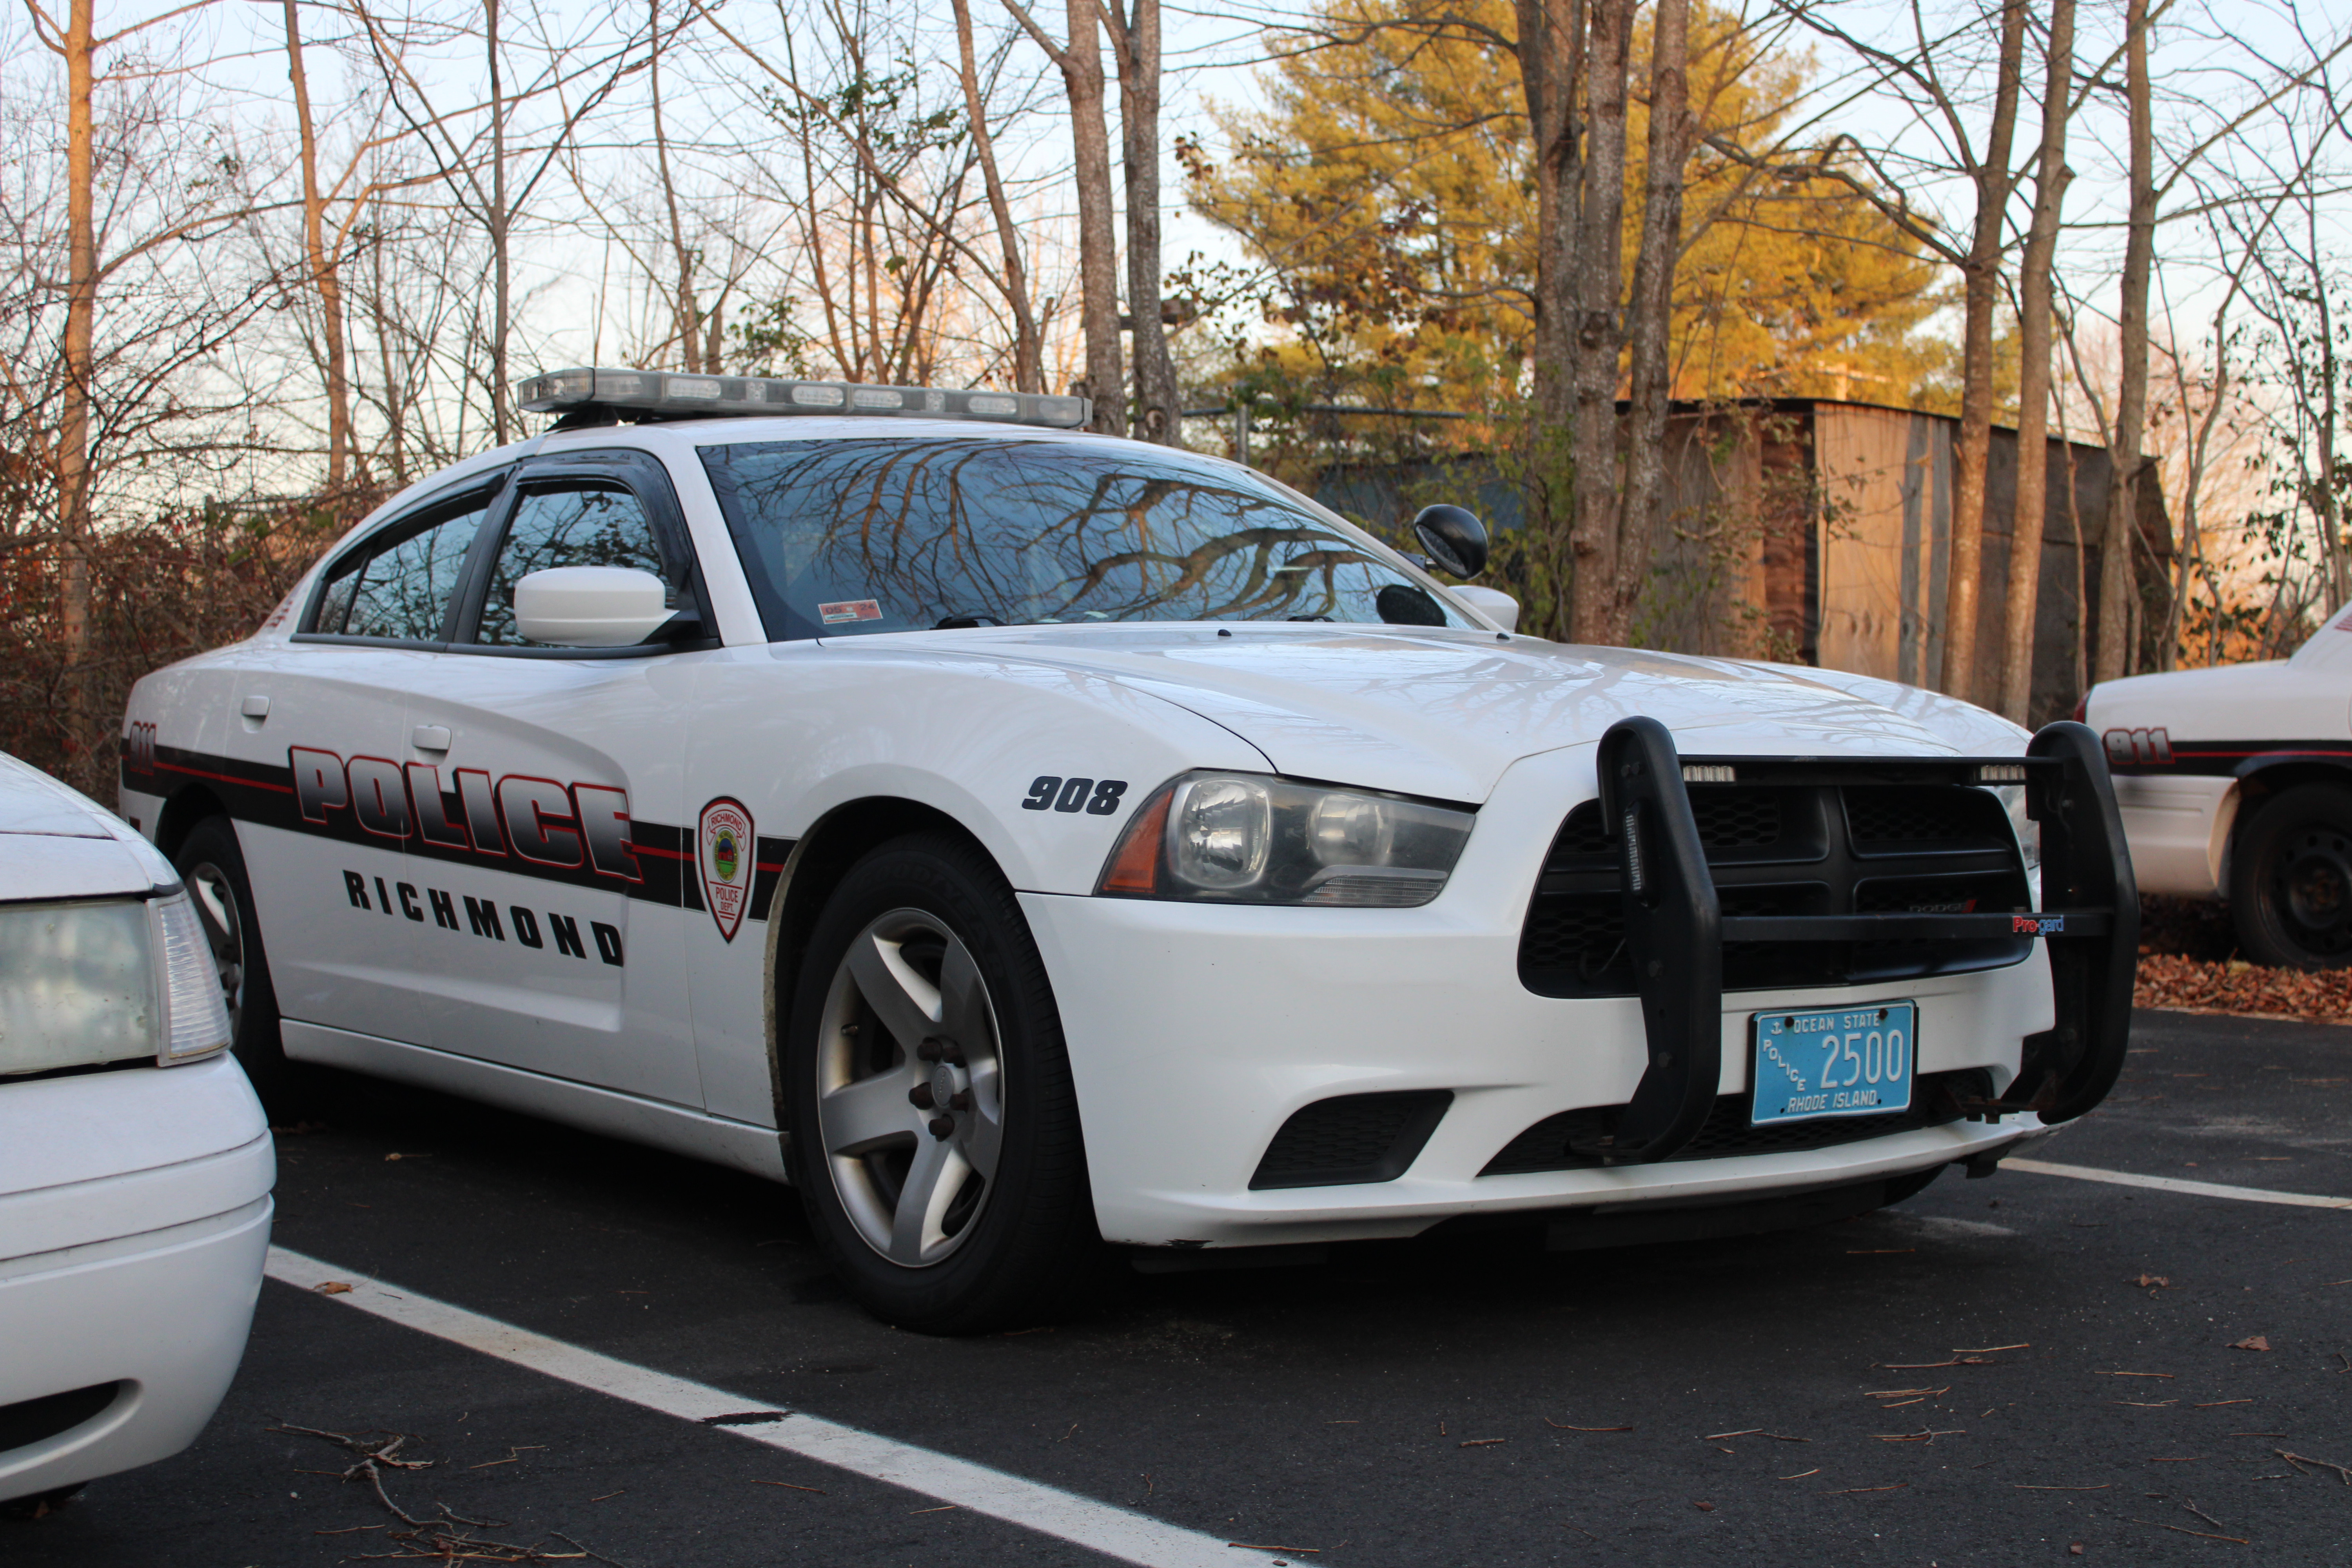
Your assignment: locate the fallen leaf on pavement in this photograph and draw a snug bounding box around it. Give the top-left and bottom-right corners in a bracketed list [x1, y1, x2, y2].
[313, 1281, 354, 1295]
[2134, 1274, 2171, 1288]
[2231, 1336, 2272, 1352]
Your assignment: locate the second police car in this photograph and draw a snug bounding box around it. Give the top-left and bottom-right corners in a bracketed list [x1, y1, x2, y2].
[2088, 607, 2352, 968]
[122, 370, 2137, 1331]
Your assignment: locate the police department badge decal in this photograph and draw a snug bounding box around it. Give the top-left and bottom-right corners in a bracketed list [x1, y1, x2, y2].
[698, 797, 755, 943]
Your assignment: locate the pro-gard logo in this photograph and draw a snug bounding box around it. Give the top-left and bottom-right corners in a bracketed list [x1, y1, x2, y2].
[698, 797, 754, 943]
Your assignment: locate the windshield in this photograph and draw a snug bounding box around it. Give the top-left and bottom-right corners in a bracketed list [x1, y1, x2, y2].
[699, 436, 1470, 640]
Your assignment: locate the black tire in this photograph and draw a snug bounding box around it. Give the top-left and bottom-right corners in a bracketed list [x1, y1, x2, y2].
[170, 815, 299, 1112]
[1880, 1164, 1943, 1207]
[2229, 784, 2352, 969]
[1, 1483, 86, 1519]
[783, 830, 1100, 1333]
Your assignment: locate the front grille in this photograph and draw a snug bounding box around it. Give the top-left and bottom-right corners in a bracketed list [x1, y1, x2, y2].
[1481, 1069, 1994, 1175]
[1250, 1090, 1453, 1189]
[1519, 784, 2031, 997]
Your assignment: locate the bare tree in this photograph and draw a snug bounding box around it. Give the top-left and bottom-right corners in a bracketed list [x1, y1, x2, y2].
[1005, 0, 1122, 430]
[12, 0, 275, 760]
[1611, 0, 1693, 643]
[1942, 0, 2026, 704]
[350, 0, 646, 441]
[1995, 0, 2073, 723]
[283, 0, 360, 488]
[2093, 0, 2154, 684]
[1564, 0, 1631, 642]
[1100, 0, 1177, 442]
[951, 0, 1041, 390]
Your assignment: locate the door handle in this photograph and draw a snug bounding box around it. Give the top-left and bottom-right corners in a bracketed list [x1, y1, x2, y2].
[241, 695, 270, 719]
[412, 725, 453, 753]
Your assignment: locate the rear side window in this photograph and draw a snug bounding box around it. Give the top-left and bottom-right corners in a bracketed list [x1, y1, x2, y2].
[473, 483, 673, 647]
[311, 491, 496, 642]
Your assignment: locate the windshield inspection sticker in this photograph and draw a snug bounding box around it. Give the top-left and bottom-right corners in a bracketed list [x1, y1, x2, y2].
[818, 599, 883, 624]
[699, 797, 755, 942]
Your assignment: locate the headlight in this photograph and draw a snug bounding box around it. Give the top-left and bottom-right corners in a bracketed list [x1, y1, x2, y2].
[0, 892, 230, 1080]
[1992, 784, 2042, 904]
[1097, 772, 1475, 907]
[154, 892, 233, 1062]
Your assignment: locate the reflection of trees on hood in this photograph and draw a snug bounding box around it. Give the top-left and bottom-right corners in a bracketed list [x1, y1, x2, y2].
[713, 438, 1390, 623]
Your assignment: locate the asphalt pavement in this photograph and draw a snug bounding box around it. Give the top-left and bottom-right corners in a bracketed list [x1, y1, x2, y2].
[9, 1007, 2351, 1567]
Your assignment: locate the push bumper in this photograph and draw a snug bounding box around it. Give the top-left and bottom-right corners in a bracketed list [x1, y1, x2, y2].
[1027, 722, 2130, 1250]
[0, 1056, 275, 1503]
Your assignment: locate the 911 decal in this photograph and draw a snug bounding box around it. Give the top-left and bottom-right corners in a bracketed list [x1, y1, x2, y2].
[1021, 775, 1127, 815]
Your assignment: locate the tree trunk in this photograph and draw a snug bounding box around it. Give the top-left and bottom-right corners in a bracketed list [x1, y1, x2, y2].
[953, 0, 1041, 391]
[284, 0, 354, 490]
[649, 0, 702, 372]
[2309, 206, 2346, 614]
[1510, 0, 1583, 640]
[486, 0, 512, 442]
[1995, 0, 2073, 723]
[59, 0, 95, 759]
[1566, 0, 1632, 644]
[1939, 0, 2025, 704]
[1061, 0, 1123, 432]
[2096, 0, 2152, 682]
[1111, 0, 1178, 442]
[1612, 0, 1690, 644]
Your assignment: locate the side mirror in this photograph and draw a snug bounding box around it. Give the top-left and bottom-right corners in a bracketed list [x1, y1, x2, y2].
[1412, 504, 1489, 578]
[1450, 585, 1520, 633]
[514, 566, 672, 647]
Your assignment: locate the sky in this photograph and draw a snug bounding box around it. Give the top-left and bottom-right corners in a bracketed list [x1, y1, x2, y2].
[20, 0, 2352, 425]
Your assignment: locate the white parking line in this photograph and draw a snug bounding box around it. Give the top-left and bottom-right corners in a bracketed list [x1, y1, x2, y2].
[265, 1247, 1242, 1568]
[2004, 1158, 2352, 1211]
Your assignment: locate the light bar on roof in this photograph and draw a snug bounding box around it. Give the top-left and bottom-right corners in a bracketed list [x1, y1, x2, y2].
[515, 367, 1091, 430]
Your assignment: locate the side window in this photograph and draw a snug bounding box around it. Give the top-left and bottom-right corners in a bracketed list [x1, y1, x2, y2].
[474, 482, 672, 648]
[310, 494, 494, 642]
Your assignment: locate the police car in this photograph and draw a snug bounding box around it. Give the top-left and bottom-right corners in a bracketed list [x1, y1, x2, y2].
[2087, 609, 2352, 968]
[121, 369, 2136, 1331]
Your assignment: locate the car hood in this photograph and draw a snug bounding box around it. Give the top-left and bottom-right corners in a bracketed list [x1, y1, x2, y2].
[932, 624, 2026, 802]
[0, 751, 178, 902]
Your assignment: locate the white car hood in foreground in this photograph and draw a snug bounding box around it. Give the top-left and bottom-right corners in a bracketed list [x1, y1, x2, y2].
[926, 625, 2027, 802]
[0, 751, 178, 902]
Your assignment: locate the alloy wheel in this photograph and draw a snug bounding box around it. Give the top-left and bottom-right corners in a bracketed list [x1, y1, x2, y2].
[813, 908, 1006, 1267]
[185, 861, 248, 1034]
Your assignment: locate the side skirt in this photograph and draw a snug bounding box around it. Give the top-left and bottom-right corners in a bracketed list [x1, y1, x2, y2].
[279, 1021, 790, 1183]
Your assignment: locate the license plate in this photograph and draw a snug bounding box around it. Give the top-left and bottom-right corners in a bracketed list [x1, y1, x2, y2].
[1749, 1002, 1916, 1126]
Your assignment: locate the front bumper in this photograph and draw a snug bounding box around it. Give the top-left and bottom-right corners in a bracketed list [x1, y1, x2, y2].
[0, 1056, 275, 1502]
[1027, 723, 2130, 1250]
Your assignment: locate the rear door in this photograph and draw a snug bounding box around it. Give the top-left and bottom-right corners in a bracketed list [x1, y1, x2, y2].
[219, 475, 506, 1042]
[398, 448, 706, 1107]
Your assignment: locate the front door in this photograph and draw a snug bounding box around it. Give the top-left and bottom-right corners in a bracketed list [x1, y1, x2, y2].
[399, 450, 705, 1108]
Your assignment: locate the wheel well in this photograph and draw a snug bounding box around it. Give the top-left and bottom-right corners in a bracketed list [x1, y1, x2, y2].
[763, 797, 998, 1128]
[152, 785, 226, 862]
[2233, 764, 2352, 824]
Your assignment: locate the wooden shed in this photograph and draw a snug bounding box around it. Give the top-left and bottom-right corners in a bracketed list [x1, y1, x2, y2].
[1315, 397, 2171, 726]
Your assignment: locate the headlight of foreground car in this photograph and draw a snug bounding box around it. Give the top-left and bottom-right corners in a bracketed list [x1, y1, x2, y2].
[1993, 784, 2043, 904]
[1096, 772, 1475, 907]
[0, 893, 230, 1078]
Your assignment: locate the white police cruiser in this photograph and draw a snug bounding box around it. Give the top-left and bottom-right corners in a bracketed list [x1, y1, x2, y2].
[121, 368, 2135, 1330]
[2087, 608, 2352, 967]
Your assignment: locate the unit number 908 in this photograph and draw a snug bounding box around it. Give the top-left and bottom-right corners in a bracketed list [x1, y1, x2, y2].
[1022, 775, 1127, 815]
